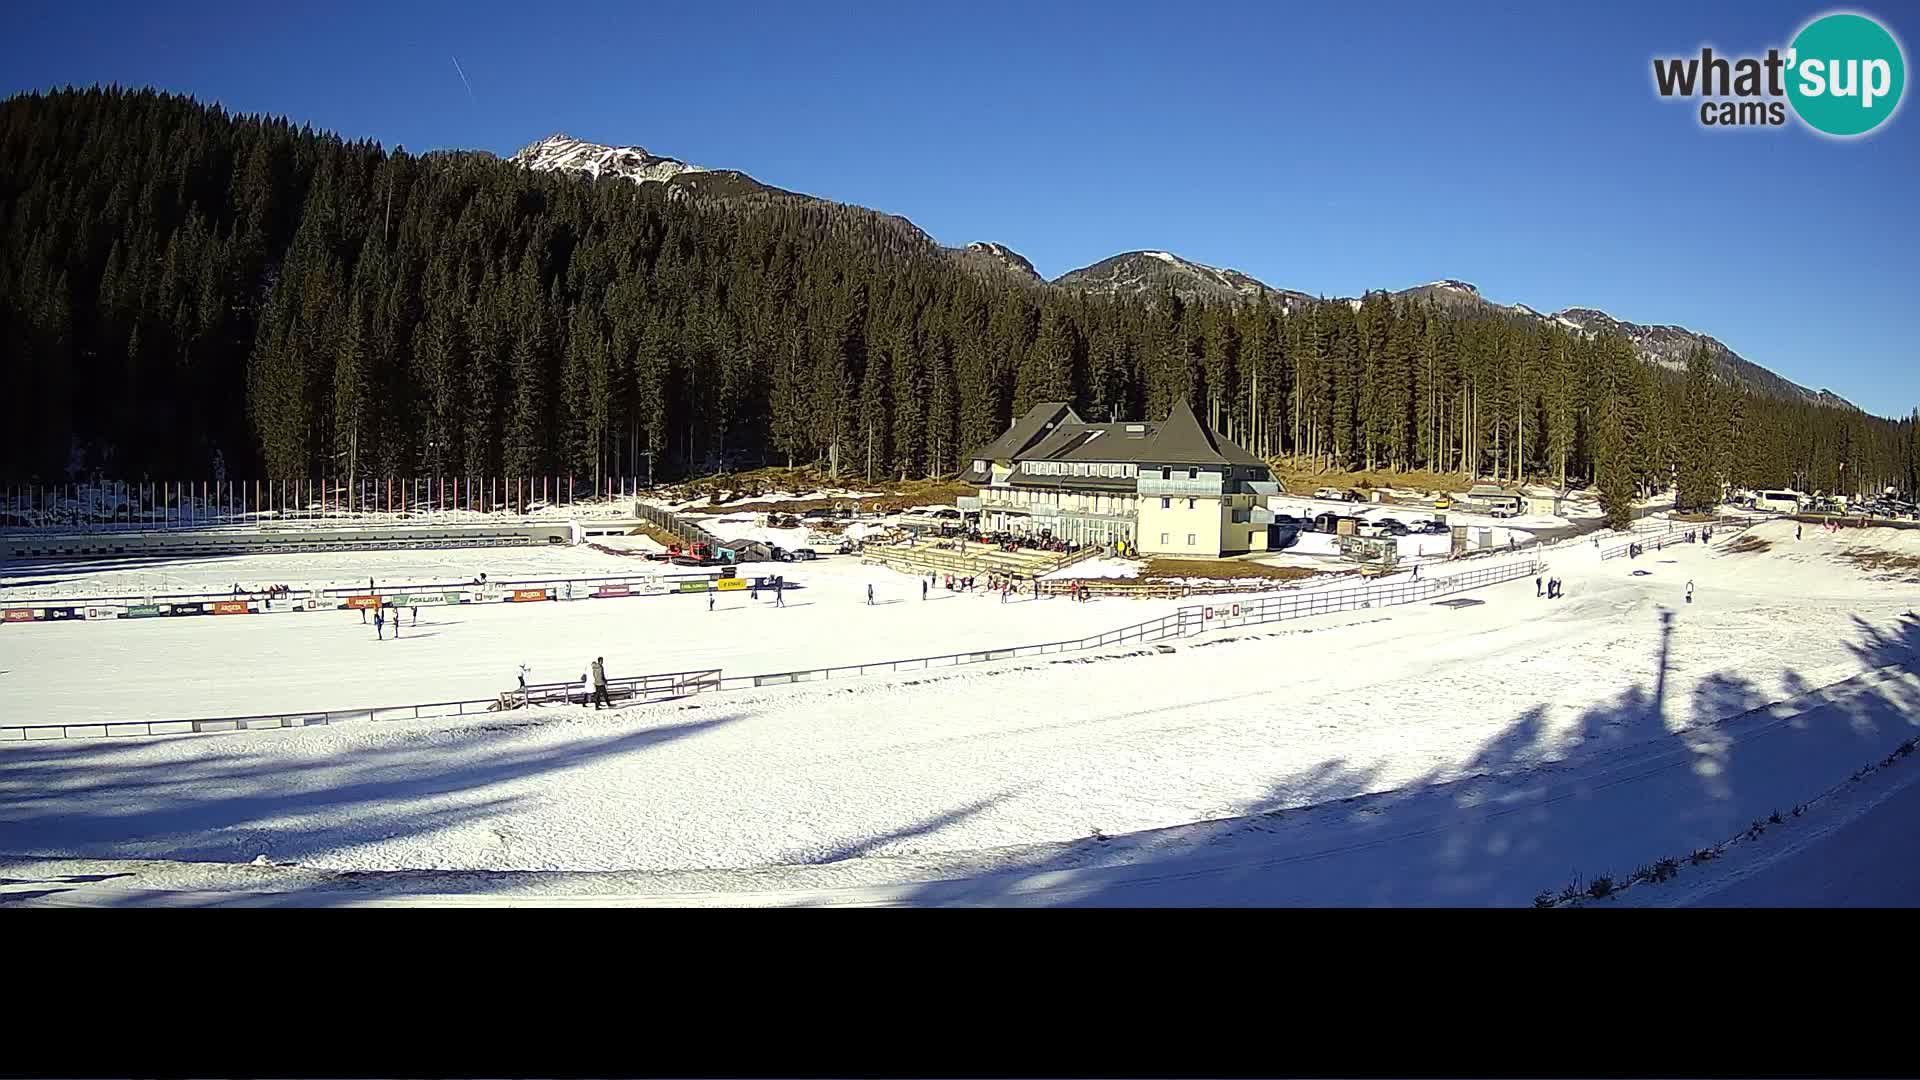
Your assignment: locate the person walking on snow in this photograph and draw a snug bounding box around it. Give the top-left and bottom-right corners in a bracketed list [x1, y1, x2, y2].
[922, 579, 928, 601]
[373, 605, 385, 640]
[775, 577, 785, 607]
[1536, 575, 1543, 597]
[708, 590, 716, 612]
[867, 584, 875, 606]
[591, 657, 610, 709]
[1686, 580, 1695, 605]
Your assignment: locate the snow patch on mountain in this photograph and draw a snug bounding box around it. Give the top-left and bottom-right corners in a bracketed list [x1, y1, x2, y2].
[510, 133, 709, 186]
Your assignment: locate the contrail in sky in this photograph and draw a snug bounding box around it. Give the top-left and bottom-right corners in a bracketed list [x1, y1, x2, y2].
[450, 55, 476, 105]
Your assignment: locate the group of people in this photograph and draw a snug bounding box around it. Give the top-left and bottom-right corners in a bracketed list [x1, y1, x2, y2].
[371, 602, 417, 639]
[1535, 575, 1564, 600]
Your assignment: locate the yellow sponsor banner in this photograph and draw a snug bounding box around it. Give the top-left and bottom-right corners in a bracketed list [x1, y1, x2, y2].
[715, 577, 747, 591]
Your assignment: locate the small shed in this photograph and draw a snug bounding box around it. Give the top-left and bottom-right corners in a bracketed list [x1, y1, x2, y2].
[1523, 493, 1563, 516]
[1467, 483, 1523, 515]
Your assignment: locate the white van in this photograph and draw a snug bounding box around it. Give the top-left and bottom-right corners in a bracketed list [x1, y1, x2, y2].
[1753, 490, 1801, 513]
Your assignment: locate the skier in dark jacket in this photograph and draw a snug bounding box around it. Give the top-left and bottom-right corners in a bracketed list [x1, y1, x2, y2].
[373, 605, 386, 640]
[591, 657, 610, 709]
[867, 584, 875, 606]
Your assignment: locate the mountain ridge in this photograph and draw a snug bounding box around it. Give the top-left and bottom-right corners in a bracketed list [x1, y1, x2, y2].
[511, 132, 1852, 411]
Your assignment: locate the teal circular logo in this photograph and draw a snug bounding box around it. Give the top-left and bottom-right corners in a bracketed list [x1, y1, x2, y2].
[1787, 13, 1906, 136]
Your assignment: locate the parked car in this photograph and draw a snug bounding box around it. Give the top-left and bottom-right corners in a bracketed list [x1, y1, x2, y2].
[1434, 496, 1454, 510]
[1313, 487, 1345, 502]
[1489, 506, 1518, 519]
[792, 547, 819, 561]
[1344, 489, 1367, 503]
[1312, 511, 1346, 532]
[1377, 519, 1410, 536]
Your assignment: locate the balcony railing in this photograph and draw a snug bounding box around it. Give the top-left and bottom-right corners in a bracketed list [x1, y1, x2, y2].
[1136, 475, 1224, 497]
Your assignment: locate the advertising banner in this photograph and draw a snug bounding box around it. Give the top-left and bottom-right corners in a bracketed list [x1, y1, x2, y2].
[678, 580, 711, 594]
[716, 577, 747, 592]
[3, 608, 36, 623]
[591, 584, 631, 599]
[392, 592, 461, 607]
[636, 579, 670, 596]
[345, 595, 381, 610]
[85, 607, 116, 621]
[211, 600, 249, 615]
[169, 602, 206, 616]
[126, 604, 165, 618]
[45, 607, 81, 621]
[510, 589, 548, 602]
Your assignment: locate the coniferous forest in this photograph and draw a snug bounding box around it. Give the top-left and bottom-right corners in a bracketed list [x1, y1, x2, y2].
[4, 88, 1916, 518]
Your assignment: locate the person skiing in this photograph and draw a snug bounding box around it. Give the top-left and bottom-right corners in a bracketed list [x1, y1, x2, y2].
[411, 604, 419, 625]
[867, 583, 875, 606]
[1686, 580, 1695, 605]
[922, 579, 928, 601]
[391, 604, 401, 638]
[591, 656, 610, 709]
[373, 604, 385, 640]
[775, 576, 785, 607]
[1536, 575, 1543, 597]
[1796, 524, 1803, 541]
[708, 589, 716, 612]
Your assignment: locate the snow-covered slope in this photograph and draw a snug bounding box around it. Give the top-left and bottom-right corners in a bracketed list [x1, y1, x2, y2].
[510, 133, 710, 185]
[1553, 306, 1851, 408]
[1052, 250, 1314, 308]
[950, 241, 1044, 285]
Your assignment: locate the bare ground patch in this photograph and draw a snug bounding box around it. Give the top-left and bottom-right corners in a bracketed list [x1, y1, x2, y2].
[1143, 558, 1322, 583]
[1725, 535, 1772, 555]
[1839, 548, 1920, 581]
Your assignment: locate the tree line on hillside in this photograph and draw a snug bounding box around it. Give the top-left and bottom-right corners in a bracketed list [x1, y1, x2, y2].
[3, 87, 1915, 528]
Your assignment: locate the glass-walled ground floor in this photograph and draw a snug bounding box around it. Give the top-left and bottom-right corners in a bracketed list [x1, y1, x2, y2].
[984, 509, 1135, 548]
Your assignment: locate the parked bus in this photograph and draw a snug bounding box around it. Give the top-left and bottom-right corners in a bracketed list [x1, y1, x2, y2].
[1753, 490, 1802, 513]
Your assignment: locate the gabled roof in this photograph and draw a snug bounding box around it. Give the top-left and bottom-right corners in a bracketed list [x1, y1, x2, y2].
[971, 402, 1080, 462]
[969, 399, 1266, 470]
[1141, 399, 1266, 467]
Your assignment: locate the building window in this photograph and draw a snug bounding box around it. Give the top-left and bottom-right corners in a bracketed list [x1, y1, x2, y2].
[1161, 467, 1171, 480]
[1159, 532, 1169, 544]
[1187, 533, 1197, 546]
[1188, 468, 1198, 480]
[1160, 497, 1170, 509]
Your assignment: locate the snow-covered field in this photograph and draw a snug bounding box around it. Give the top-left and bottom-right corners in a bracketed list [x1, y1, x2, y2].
[4, 518, 1917, 906]
[0, 541, 675, 603]
[1, 551, 1252, 725]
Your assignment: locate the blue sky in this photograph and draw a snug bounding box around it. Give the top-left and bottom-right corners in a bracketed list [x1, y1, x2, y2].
[8, 0, 1918, 416]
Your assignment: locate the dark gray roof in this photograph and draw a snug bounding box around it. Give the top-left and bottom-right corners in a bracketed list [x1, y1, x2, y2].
[1140, 399, 1266, 467]
[969, 399, 1265, 471]
[971, 402, 1080, 462]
